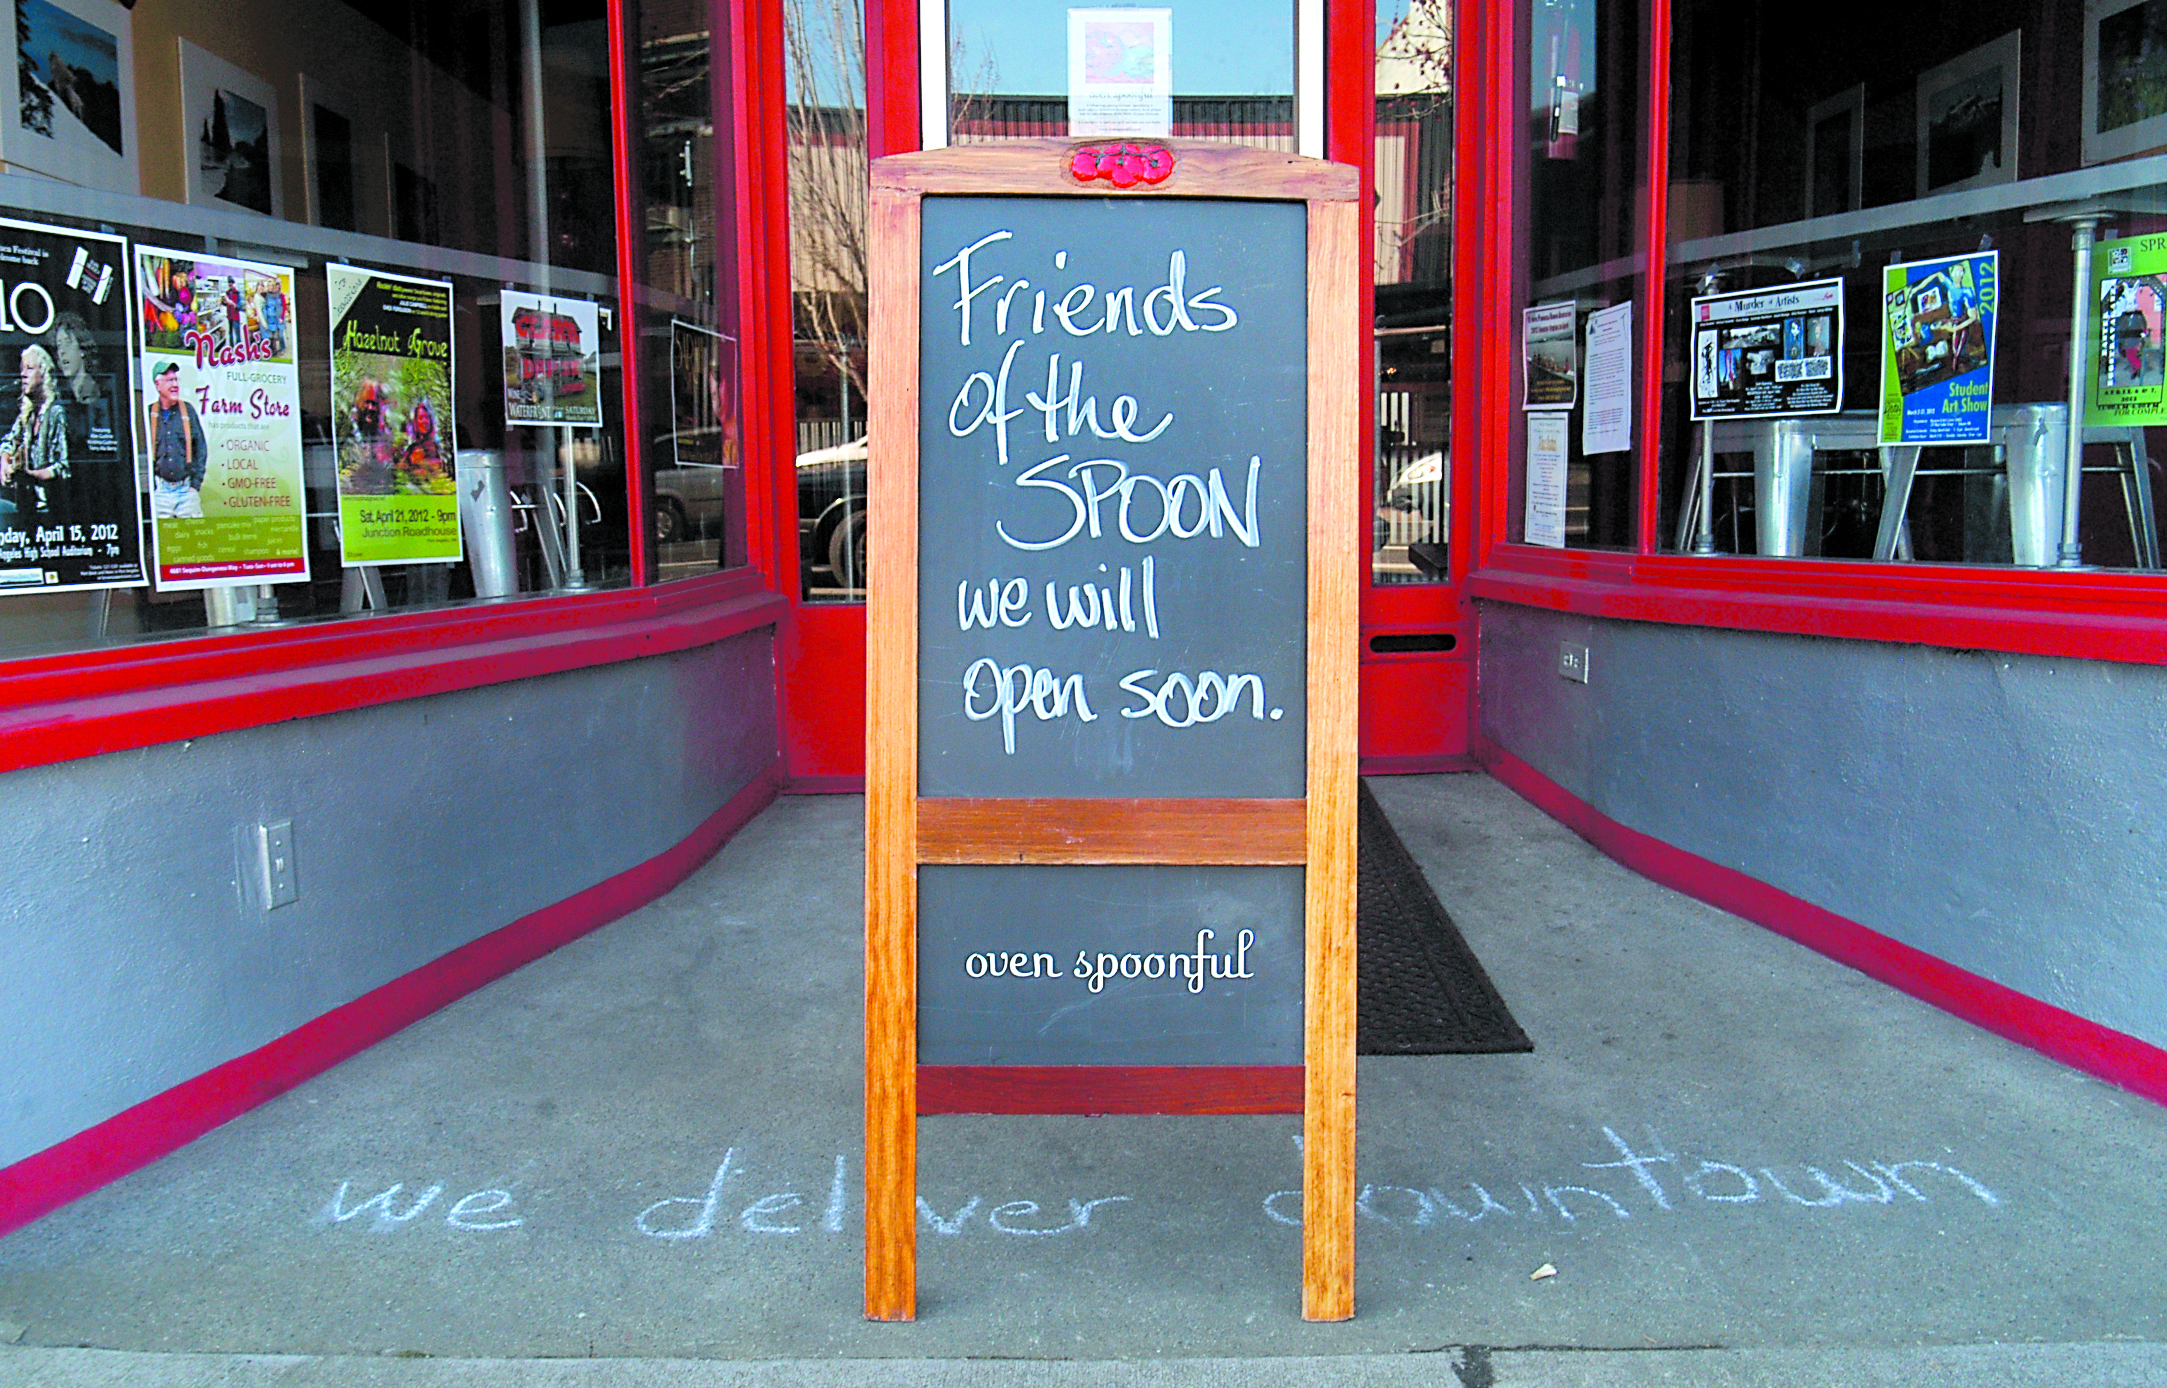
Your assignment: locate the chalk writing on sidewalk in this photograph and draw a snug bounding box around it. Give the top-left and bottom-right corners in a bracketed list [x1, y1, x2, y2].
[1262, 1126, 2003, 1229]
[309, 1125, 2004, 1243]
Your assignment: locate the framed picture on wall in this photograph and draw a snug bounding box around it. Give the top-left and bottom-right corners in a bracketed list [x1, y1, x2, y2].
[180, 40, 282, 218]
[298, 73, 361, 232]
[2083, 0, 2167, 166]
[0, 0, 138, 193]
[1803, 84, 1864, 219]
[1915, 31, 2021, 198]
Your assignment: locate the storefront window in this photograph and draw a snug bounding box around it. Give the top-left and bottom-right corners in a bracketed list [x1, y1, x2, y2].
[1513, 0, 1645, 550]
[787, 0, 867, 601]
[1661, 0, 2166, 570]
[947, 0, 1297, 150]
[0, 0, 732, 663]
[1374, 0, 1453, 584]
[629, 0, 746, 580]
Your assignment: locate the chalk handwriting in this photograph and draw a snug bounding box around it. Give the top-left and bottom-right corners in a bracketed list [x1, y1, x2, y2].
[1264, 1126, 2003, 1230]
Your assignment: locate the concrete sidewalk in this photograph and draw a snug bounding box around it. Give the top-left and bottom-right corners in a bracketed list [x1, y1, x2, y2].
[2, 774, 2163, 1383]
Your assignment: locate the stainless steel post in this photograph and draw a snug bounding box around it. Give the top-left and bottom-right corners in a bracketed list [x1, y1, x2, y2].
[520, 0, 584, 590]
[1693, 419, 1717, 553]
[2061, 217, 2100, 568]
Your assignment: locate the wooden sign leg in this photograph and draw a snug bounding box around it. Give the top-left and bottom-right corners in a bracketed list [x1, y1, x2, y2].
[864, 856, 916, 1320]
[864, 181, 923, 1323]
[1302, 195, 1361, 1323]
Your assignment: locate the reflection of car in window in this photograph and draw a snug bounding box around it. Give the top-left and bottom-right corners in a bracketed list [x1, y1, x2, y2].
[796, 434, 867, 589]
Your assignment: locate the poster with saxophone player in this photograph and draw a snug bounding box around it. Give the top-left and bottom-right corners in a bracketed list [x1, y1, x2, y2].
[328, 264, 458, 564]
[136, 244, 306, 588]
[0, 215, 144, 594]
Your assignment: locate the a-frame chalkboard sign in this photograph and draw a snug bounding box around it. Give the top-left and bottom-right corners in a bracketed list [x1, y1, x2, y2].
[865, 139, 1360, 1322]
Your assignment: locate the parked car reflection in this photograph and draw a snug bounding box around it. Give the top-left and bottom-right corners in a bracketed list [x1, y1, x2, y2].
[798, 433, 867, 594]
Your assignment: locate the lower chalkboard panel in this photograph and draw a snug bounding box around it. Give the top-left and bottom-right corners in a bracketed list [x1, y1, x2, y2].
[917, 1064, 1303, 1115]
[917, 863, 1304, 1067]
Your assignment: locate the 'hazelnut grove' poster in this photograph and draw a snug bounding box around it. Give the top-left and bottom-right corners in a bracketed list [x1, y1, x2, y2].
[328, 265, 458, 565]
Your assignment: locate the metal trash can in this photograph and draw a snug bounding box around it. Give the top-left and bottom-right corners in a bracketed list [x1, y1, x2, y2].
[1996, 402, 2067, 569]
[456, 449, 520, 597]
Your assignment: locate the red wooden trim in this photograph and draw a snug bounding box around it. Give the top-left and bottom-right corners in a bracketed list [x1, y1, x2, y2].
[1469, 557, 2167, 665]
[743, 0, 800, 597]
[1633, 0, 1673, 555]
[606, 0, 652, 587]
[917, 1065, 1304, 1115]
[1467, 0, 1518, 573]
[865, 0, 920, 160]
[0, 761, 785, 1241]
[1476, 738, 2167, 1109]
[0, 577, 788, 776]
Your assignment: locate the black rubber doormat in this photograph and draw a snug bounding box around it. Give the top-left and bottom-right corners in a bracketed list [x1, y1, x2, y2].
[1357, 781, 1533, 1055]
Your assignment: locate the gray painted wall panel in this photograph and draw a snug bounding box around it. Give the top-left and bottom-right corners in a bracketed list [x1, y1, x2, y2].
[1478, 601, 2167, 1051]
[0, 630, 777, 1168]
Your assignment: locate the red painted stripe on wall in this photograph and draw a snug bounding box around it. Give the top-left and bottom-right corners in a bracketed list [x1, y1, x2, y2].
[1476, 738, 2167, 1109]
[0, 762, 784, 1241]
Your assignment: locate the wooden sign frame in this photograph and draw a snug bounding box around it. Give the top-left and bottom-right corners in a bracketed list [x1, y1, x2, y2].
[864, 139, 1361, 1323]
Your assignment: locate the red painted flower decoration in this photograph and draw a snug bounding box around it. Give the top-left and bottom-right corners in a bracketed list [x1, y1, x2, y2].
[1068, 142, 1175, 188]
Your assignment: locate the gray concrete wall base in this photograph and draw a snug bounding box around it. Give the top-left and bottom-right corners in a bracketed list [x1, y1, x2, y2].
[0, 629, 779, 1169]
[1475, 600, 2167, 1052]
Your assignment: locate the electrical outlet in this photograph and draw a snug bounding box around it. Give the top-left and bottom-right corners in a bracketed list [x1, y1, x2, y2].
[1558, 642, 1591, 684]
[258, 820, 299, 909]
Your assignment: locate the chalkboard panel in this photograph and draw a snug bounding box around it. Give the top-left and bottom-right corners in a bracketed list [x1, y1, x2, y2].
[918, 863, 1304, 1066]
[916, 195, 1309, 799]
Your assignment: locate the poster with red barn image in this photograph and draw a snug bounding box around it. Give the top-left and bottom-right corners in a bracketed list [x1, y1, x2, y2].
[500, 290, 601, 428]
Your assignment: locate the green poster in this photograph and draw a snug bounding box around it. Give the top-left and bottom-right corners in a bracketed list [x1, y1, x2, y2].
[137, 246, 307, 590]
[2088, 234, 2167, 427]
[328, 266, 459, 564]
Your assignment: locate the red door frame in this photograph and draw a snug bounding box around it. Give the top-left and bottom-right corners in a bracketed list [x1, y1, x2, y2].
[767, 0, 1482, 785]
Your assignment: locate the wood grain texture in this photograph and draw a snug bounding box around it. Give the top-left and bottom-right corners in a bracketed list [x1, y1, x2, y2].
[1301, 197, 1362, 1324]
[918, 1065, 1304, 1115]
[916, 798, 1307, 864]
[872, 139, 1360, 202]
[863, 184, 921, 1324]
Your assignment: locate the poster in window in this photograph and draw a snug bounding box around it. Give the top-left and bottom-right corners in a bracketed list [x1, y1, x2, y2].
[670, 318, 737, 468]
[1067, 7, 1171, 138]
[0, 215, 143, 594]
[136, 244, 307, 589]
[1689, 279, 1844, 422]
[1522, 301, 1577, 410]
[500, 290, 602, 429]
[0, 0, 138, 194]
[328, 264, 458, 565]
[2086, 233, 2167, 424]
[1524, 410, 1567, 548]
[1879, 252, 1997, 447]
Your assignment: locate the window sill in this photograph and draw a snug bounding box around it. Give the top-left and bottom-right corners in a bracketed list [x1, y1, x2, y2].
[0, 568, 790, 775]
[1469, 544, 2167, 665]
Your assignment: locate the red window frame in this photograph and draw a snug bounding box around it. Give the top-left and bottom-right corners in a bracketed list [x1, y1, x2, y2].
[0, 0, 798, 780]
[1459, 0, 2167, 667]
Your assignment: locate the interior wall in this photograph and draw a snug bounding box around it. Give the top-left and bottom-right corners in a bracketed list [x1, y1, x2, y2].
[0, 628, 778, 1170]
[1476, 600, 2167, 1052]
[122, 0, 512, 235]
